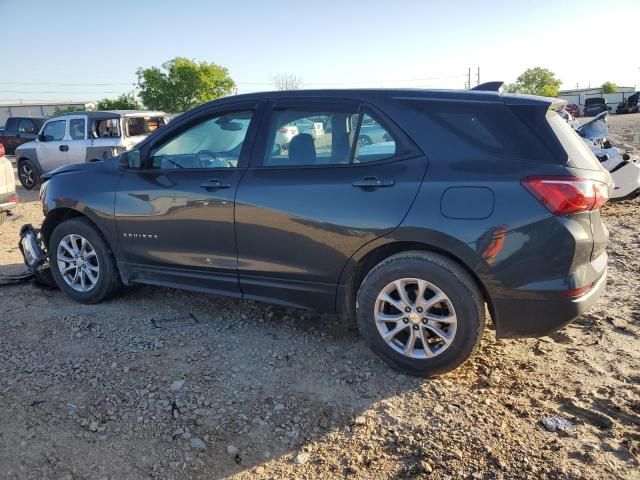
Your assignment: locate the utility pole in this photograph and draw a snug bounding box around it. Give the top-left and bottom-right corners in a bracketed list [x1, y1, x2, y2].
[467, 67, 471, 90]
[476, 66, 480, 86]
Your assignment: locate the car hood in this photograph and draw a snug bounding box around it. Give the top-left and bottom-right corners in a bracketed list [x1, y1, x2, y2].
[15, 140, 36, 151]
[42, 157, 119, 180]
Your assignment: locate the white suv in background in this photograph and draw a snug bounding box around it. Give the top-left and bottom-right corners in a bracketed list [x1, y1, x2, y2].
[15, 110, 168, 190]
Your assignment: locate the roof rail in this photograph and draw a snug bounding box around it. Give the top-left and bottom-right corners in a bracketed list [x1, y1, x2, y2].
[471, 81, 505, 93]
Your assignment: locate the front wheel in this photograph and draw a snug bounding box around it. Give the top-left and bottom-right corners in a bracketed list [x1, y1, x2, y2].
[356, 251, 485, 377]
[49, 218, 121, 303]
[18, 160, 40, 190]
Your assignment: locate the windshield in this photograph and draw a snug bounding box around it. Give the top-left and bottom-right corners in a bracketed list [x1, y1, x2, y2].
[125, 116, 166, 137]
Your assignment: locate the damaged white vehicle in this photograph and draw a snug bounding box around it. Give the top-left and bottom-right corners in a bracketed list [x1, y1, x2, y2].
[566, 110, 640, 201]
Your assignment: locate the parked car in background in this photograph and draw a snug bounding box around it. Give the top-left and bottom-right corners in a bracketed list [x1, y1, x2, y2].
[15, 110, 167, 189]
[358, 118, 392, 146]
[0, 116, 49, 155]
[565, 103, 580, 117]
[583, 97, 610, 117]
[616, 92, 639, 114]
[20, 86, 611, 376]
[0, 143, 18, 224]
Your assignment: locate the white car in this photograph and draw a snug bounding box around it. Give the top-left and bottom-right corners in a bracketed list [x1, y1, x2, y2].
[0, 143, 18, 224]
[15, 110, 168, 190]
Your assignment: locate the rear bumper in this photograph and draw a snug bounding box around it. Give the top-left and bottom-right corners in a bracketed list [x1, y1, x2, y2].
[492, 263, 607, 338]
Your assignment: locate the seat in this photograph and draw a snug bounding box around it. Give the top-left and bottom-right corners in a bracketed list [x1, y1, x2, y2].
[288, 133, 316, 165]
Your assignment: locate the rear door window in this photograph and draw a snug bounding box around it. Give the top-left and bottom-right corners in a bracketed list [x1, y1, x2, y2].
[263, 107, 403, 166]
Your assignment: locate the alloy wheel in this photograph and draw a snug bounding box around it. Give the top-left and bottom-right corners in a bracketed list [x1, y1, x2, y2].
[19, 164, 35, 188]
[56, 234, 100, 292]
[374, 278, 457, 359]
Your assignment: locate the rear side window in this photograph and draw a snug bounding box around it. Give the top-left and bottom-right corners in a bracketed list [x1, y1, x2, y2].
[42, 120, 66, 141]
[69, 119, 86, 140]
[18, 119, 37, 134]
[263, 108, 401, 166]
[92, 118, 121, 138]
[408, 101, 555, 162]
[546, 110, 601, 171]
[265, 110, 355, 166]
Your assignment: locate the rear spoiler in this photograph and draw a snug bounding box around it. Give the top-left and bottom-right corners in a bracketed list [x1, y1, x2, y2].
[472, 81, 505, 93]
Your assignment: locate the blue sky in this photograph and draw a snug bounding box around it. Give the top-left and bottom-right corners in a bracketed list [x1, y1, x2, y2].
[1, 0, 638, 103]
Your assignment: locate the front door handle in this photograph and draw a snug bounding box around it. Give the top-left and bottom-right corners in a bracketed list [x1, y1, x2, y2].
[59, 145, 69, 152]
[352, 177, 395, 189]
[200, 179, 231, 190]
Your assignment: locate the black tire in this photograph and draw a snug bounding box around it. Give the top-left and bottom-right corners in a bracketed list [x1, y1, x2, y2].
[356, 251, 485, 377]
[18, 159, 40, 190]
[49, 217, 121, 304]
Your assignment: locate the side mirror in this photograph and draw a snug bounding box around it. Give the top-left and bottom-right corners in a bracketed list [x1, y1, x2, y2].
[121, 149, 142, 169]
[119, 152, 129, 169]
[38, 133, 46, 142]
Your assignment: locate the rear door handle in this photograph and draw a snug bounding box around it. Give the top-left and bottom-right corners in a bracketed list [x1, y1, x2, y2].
[200, 179, 231, 190]
[352, 177, 395, 188]
[59, 145, 69, 152]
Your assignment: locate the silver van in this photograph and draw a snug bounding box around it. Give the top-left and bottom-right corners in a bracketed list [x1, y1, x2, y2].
[15, 110, 167, 189]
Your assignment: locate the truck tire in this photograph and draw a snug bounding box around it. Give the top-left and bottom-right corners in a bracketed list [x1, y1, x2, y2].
[18, 160, 40, 190]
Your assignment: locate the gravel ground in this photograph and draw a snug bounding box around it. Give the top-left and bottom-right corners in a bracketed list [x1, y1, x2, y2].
[0, 114, 639, 480]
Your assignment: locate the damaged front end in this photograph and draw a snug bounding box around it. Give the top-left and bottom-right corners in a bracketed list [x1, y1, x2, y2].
[18, 224, 56, 287]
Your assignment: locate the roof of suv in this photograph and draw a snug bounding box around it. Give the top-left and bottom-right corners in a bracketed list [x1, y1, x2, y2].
[199, 87, 559, 111]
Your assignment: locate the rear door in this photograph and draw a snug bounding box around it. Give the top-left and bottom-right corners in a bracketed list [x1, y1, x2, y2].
[66, 116, 88, 164]
[235, 99, 428, 310]
[36, 119, 69, 172]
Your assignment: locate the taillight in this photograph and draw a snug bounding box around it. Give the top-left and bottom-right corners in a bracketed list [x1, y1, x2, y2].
[10, 194, 18, 204]
[522, 176, 609, 215]
[0, 143, 5, 157]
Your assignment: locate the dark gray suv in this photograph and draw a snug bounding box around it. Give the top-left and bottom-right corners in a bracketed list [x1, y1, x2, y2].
[20, 84, 611, 376]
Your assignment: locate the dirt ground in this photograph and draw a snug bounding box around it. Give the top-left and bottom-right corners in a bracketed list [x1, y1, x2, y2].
[0, 114, 639, 480]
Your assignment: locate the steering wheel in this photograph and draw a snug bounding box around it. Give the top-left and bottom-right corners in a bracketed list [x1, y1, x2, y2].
[195, 150, 226, 168]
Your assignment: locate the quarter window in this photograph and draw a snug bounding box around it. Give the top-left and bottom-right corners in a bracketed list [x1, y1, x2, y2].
[151, 111, 252, 169]
[42, 120, 66, 141]
[354, 114, 397, 163]
[69, 119, 86, 140]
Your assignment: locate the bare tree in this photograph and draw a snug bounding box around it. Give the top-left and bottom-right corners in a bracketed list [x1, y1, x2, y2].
[271, 73, 303, 90]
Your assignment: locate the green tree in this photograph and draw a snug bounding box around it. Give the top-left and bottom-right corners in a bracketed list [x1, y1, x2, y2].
[601, 81, 618, 94]
[136, 57, 235, 112]
[53, 106, 85, 116]
[508, 67, 562, 97]
[96, 93, 141, 110]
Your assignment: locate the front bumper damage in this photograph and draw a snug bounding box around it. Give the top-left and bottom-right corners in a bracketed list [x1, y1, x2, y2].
[18, 224, 56, 287]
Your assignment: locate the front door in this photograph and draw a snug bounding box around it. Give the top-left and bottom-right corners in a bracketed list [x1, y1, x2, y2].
[235, 101, 428, 310]
[36, 119, 68, 172]
[114, 105, 261, 296]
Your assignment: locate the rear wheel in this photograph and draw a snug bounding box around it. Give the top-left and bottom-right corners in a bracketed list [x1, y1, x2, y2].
[356, 251, 485, 376]
[50, 218, 121, 303]
[18, 160, 39, 190]
[358, 135, 372, 146]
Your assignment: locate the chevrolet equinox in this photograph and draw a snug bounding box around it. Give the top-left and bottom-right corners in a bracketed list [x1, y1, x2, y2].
[20, 84, 611, 376]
